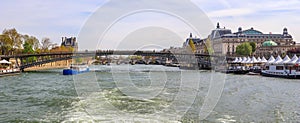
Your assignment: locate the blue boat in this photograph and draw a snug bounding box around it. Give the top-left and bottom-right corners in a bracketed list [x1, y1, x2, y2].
[63, 64, 90, 75]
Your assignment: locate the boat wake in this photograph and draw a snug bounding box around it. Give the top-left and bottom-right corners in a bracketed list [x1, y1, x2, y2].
[62, 89, 182, 122]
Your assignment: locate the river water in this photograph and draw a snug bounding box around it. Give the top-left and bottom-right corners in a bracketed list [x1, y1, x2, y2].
[0, 65, 299, 122]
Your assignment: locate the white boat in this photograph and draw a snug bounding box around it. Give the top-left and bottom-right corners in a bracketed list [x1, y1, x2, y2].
[261, 55, 300, 79]
[0, 59, 20, 77]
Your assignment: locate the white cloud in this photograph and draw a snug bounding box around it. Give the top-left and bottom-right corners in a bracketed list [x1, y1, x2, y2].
[193, 0, 300, 43]
[0, 0, 106, 43]
[1, 0, 300, 49]
[207, 8, 255, 18]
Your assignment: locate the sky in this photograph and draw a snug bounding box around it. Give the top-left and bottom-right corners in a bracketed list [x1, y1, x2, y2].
[0, 0, 300, 50]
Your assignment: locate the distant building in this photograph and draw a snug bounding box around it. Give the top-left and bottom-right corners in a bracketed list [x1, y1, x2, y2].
[61, 37, 78, 51]
[183, 33, 207, 53]
[185, 22, 297, 56]
[212, 22, 295, 55]
[287, 45, 300, 56]
[256, 40, 300, 57]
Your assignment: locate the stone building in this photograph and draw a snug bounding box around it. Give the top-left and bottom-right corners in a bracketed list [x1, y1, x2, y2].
[185, 22, 297, 56]
[256, 40, 300, 57]
[212, 23, 295, 55]
[61, 37, 78, 51]
[183, 33, 207, 53]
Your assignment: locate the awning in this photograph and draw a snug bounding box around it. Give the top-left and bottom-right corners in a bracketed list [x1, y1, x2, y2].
[288, 54, 298, 64]
[274, 56, 283, 64]
[281, 55, 290, 63]
[0, 59, 11, 64]
[267, 56, 275, 64]
[252, 57, 258, 63]
[261, 57, 268, 63]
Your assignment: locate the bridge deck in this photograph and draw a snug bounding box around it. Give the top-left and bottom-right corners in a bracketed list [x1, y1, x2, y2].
[0, 50, 229, 71]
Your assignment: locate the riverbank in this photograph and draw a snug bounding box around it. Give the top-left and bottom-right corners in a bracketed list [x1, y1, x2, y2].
[25, 65, 68, 72]
[20, 60, 71, 72]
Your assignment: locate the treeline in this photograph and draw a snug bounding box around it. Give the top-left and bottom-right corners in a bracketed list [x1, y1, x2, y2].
[0, 28, 73, 55]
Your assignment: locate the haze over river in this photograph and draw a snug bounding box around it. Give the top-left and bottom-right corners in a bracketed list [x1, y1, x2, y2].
[0, 65, 299, 122]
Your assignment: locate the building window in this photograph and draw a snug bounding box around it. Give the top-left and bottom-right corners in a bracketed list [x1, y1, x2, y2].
[227, 44, 230, 53]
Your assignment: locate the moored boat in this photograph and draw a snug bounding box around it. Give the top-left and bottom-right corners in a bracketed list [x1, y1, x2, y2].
[0, 68, 21, 77]
[261, 55, 300, 79]
[0, 59, 20, 77]
[63, 64, 90, 75]
[227, 56, 263, 74]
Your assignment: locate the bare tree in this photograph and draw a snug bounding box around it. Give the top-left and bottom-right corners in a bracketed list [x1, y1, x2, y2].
[3, 28, 22, 49]
[41, 37, 54, 52]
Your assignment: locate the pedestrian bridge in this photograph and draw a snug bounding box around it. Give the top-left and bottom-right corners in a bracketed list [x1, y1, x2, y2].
[0, 50, 225, 71]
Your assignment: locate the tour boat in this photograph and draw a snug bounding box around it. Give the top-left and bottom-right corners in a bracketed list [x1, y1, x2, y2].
[0, 59, 20, 77]
[63, 64, 90, 75]
[261, 55, 300, 79]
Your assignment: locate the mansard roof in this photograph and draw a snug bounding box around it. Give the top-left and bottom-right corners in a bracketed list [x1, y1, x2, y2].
[242, 28, 263, 35]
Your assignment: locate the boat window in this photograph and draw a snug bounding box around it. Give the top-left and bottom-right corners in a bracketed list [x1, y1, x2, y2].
[265, 66, 269, 70]
[276, 66, 284, 70]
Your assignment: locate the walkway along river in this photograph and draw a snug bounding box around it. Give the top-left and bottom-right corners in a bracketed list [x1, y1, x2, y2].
[0, 65, 299, 122]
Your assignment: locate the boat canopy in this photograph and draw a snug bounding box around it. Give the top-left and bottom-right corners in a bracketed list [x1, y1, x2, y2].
[241, 57, 248, 63]
[281, 55, 291, 63]
[256, 57, 262, 63]
[288, 54, 298, 64]
[261, 57, 268, 63]
[252, 57, 258, 63]
[267, 56, 275, 63]
[245, 57, 251, 63]
[237, 57, 243, 63]
[0, 59, 11, 64]
[232, 57, 238, 63]
[232, 55, 300, 64]
[296, 57, 300, 64]
[274, 56, 283, 64]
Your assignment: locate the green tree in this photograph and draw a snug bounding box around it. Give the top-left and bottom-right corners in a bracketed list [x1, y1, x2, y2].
[249, 42, 256, 53]
[23, 41, 34, 54]
[236, 42, 252, 56]
[75, 58, 83, 63]
[22, 41, 37, 63]
[22, 35, 40, 51]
